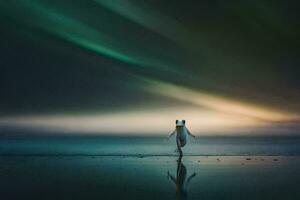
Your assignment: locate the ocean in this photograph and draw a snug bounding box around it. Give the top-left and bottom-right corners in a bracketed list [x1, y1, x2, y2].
[0, 135, 300, 156]
[0, 135, 300, 200]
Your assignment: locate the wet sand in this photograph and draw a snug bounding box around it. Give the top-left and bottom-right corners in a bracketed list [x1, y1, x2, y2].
[0, 156, 299, 200]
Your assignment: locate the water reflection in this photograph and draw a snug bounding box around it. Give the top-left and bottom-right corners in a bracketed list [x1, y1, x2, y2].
[167, 155, 196, 200]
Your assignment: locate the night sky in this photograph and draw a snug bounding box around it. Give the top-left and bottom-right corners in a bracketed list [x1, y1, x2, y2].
[0, 0, 300, 135]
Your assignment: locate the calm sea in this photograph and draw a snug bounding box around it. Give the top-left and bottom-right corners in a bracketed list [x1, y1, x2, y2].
[1, 133, 300, 200]
[1, 135, 300, 156]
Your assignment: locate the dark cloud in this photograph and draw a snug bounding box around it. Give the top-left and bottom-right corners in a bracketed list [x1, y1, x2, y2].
[0, 0, 299, 115]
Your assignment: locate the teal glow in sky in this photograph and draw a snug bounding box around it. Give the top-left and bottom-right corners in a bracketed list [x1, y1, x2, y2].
[0, 0, 299, 135]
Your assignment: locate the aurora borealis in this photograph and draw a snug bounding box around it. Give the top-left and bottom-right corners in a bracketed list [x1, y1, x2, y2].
[0, 0, 300, 135]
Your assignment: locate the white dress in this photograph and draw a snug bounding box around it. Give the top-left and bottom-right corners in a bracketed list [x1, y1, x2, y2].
[176, 126, 188, 147]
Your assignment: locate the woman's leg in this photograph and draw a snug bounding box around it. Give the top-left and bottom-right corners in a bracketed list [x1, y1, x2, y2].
[176, 138, 183, 157]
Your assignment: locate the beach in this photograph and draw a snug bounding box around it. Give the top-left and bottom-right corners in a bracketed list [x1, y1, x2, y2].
[0, 136, 300, 200]
[0, 155, 299, 200]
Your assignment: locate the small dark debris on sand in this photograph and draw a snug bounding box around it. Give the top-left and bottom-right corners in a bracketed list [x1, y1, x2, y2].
[273, 158, 278, 161]
[241, 163, 245, 165]
[217, 158, 220, 162]
[246, 158, 251, 160]
[198, 160, 201, 162]
[260, 159, 264, 161]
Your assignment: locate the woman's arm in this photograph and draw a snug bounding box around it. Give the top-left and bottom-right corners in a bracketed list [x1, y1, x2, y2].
[168, 130, 176, 139]
[187, 128, 196, 138]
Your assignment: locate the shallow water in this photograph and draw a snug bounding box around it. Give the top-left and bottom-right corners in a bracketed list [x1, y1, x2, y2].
[1, 136, 300, 199]
[0, 155, 299, 200]
[1, 136, 300, 156]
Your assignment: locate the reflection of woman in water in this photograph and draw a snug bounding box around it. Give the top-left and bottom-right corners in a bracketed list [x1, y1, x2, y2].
[169, 120, 196, 156]
[167, 156, 196, 200]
